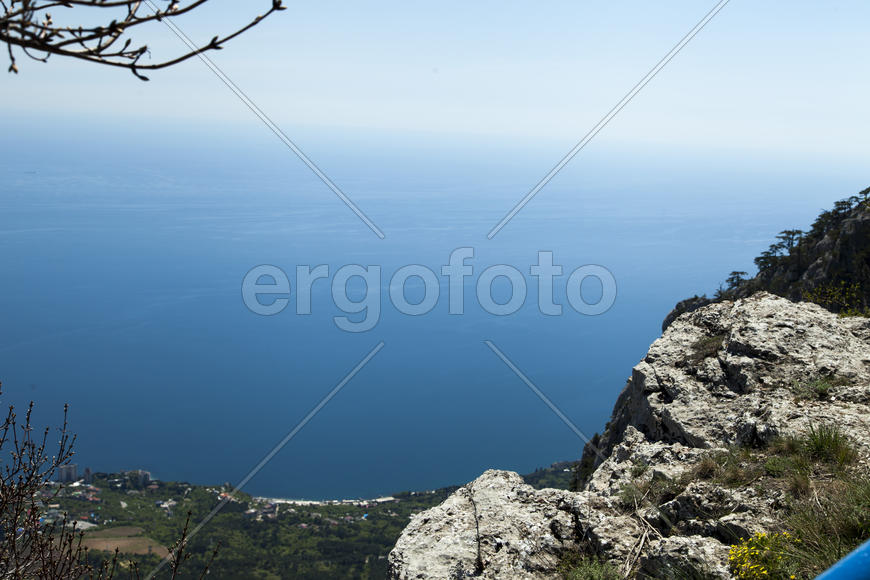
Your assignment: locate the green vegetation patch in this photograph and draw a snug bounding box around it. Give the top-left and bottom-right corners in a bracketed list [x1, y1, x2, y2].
[729, 532, 800, 579]
[691, 424, 856, 489]
[54, 463, 571, 579]
[722, 424, 868, 579]
[791, 375, 850, 401]
[728, 475, 870, 579]
[803, 424, 857, 465]
[523, 462, 576, 490]
[629, 459, 650, 478]
[784, 476, 870, 576]
[803, 281, 870, 317]
[558, 553, 622, 580]
[702, 190, 870, 316]
[54, 477, 455, 579]
[689, 447, 763, 488]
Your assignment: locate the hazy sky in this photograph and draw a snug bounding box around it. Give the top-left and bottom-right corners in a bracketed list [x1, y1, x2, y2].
[3, 0, 869, 161]
[1, 1, 868, 496]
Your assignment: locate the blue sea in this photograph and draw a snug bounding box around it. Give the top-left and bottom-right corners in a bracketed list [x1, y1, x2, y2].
[0, 118, 864, 498]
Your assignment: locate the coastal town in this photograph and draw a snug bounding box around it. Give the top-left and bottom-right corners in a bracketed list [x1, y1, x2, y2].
[47, 464, 412, 531]
[33, 462, 570, 576]
[41, 464, 456, 566]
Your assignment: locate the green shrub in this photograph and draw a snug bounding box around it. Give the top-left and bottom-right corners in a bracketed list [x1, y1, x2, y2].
[618, 483, 645, 510]
[796, 377, 832, 400]
[630, 459, 650, 478]
[764, 456, 791, 478]
[803, 281, 869, 316]
[839, 308, 870, 318]
[792, 375, 849, 400]
[696, 428, 854, 488]
[729, 532, 800, 579]
[803, 424, 856, 466]
[559, 553, 622, 580]
[722, 425, 870, 578]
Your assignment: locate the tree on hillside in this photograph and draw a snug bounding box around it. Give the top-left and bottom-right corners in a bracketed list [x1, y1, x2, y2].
[754, 249, 778, 273]
[832, 198, 855, 217]
[1, 1, 285, 80]
[776, 230, 803, 253]
[726, 271, 748, 290]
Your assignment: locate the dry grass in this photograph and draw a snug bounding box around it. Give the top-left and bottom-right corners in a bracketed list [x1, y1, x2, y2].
[783, 476, 870, 576]
[712, 424, 869, 578]
[82, 526, 168, 557]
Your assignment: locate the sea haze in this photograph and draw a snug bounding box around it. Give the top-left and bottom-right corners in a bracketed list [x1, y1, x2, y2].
[0, 119, 864, 499]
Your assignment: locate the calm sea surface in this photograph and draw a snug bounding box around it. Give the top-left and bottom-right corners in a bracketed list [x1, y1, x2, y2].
[0, 122, 864, 498]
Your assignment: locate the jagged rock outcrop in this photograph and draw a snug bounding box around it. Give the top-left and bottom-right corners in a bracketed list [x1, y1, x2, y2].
[590, 292, 870, 467]
[388, 293, 870, 579]
[388, 470, 632, 580]
[661, 295, 713, 332]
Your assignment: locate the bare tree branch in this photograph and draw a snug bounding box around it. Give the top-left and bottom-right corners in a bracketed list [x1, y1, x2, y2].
[1, 0, 285, 80]
[0, 381, 217, 578]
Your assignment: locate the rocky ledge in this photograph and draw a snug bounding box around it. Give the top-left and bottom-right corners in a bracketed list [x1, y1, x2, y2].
[388, 293, 870, 579]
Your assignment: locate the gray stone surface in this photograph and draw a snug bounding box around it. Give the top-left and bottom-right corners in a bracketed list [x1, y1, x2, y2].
[388, 293, 870, 579]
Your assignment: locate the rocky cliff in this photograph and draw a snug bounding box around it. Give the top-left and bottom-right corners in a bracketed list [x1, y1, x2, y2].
[388, 293, 870, 579]
[663, 194, 870, 332]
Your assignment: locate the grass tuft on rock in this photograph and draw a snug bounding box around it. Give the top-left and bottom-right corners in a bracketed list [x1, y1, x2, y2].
[803, 424, 856, 465]
[558, 553, 622, 580]
[721, 424, 868, 578]
[791, 375, 850, 401]
[784, 476, 870, 576]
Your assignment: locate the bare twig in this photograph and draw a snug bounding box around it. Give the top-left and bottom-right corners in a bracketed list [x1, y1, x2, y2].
[1, 0, 285, 79]
[0, 380, 215, 578]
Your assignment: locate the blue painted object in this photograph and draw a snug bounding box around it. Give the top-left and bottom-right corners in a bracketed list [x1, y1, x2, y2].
[817, 538, 870, 579]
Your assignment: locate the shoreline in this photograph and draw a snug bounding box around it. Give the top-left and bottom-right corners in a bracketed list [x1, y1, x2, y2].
[252, 494, 403, 507]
